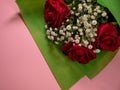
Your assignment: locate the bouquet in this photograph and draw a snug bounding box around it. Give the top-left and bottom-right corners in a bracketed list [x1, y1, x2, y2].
[44, 0, 120, 64]
[17, 0, 120, 89]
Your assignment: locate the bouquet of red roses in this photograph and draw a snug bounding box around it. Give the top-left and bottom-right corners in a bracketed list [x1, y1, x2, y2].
[44, 0, 120, 64]
[17, 0, 120, 89]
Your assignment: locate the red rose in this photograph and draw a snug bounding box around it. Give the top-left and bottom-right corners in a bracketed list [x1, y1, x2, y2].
[68, 45, 96, 64]
[62, 41, 74, 55]
[44, 0, 70, 28]
[97, 23, 120, 51]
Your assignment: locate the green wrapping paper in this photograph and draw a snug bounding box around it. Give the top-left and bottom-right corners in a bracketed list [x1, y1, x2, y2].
[97, 0, 120, 26]
[16, 0, 120, 89]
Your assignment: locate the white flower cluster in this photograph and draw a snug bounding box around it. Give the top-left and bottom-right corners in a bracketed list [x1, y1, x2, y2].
[45, 0, 108, 53]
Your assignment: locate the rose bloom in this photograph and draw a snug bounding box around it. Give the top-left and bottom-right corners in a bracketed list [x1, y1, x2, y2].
[62, 41, 74, 55]
[68, 45, 96, 64]
[97, 23, 120, 51]
[44, 0, 70, 28]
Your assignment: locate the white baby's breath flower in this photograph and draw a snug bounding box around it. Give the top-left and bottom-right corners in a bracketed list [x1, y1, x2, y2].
[46, 30, 50, 35]
[63, 28, 66, 31]
[75, 39, 80, 44]
[85, 23, 92, 28]
[70, 10, 74, 15]
[68, 37, 74, 42]
[86, 0, 92, 2]
[80, 32, 84, 35]
[91, 15, 95, 19]
[61, 32, 65, 36]
[75, 13, 80, 16]
[94, 49, 101, 53]
[86, 29, 91, 33]
[88, 8, 92, 13]
[64, 41, 68, 43]
[84, 22, 92, 28]
[84, 21, 88, 27]
[73, 26, 78, 30]
[94, 6, 100, 12]
[55, 41, 59, 45]
[94, 12, 98, 16]
[60, 36, 65, 41]
[91, 38, 96, 42]
[82, 15, 88, 21]
[66, 32, 71, 37]
[78, 4, 82, 8]
[48, 36, 54, 41]
[78, 28, 83, 32]
[78, 44, 82, 46]
[94, 8, 97, 12]
[54, 33, 57, 37]
[78, 7, 82, 12]
[77, 19, 82, 26]
[78, 4, 83, 12]
[73, 7, 76, 10]
[91, 20, 97, 25]
[89, 33, 94, 38]
[77, 19, 80, 24]
[66, 19, 70, 22]
[102, 11, 107, 17]
[77, 37, 81, 40]
[66, 25, 72, 30]
[57, 37, 60, 41]
[97, 9, 102, 13]
[45, 25, 48, 29]
[82, 0, 86, 3]
[50, 36, 54, 41]
[77, 24, 82, 27]
[93, 33, 97, 37]
[59, 30, 64, 34]
[83, 40, 89, 46]
[51, 31, 56, 36]
[93, 28, 97, 31]
[47, 35, 51, 39]
[86, 5, 92, 11]
[62, 22, 64, 25]
[83, 3, 87, 7]
[88, 45, 93, 49]
[49, 27, 53, 31]
[96, 5, 100, 9]
[54, 28, 58, 31]
[75, 35, 80, 39]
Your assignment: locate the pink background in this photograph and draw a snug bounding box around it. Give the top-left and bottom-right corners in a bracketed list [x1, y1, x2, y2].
[0, 0, 120, 90]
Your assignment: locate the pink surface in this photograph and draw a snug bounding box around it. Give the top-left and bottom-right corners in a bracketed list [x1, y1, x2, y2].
[0, 0, 60, 90]
[0, 0, 120, 90]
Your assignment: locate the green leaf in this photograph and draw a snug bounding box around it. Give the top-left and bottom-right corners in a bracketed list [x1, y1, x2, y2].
[16, 0, 120, 89]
